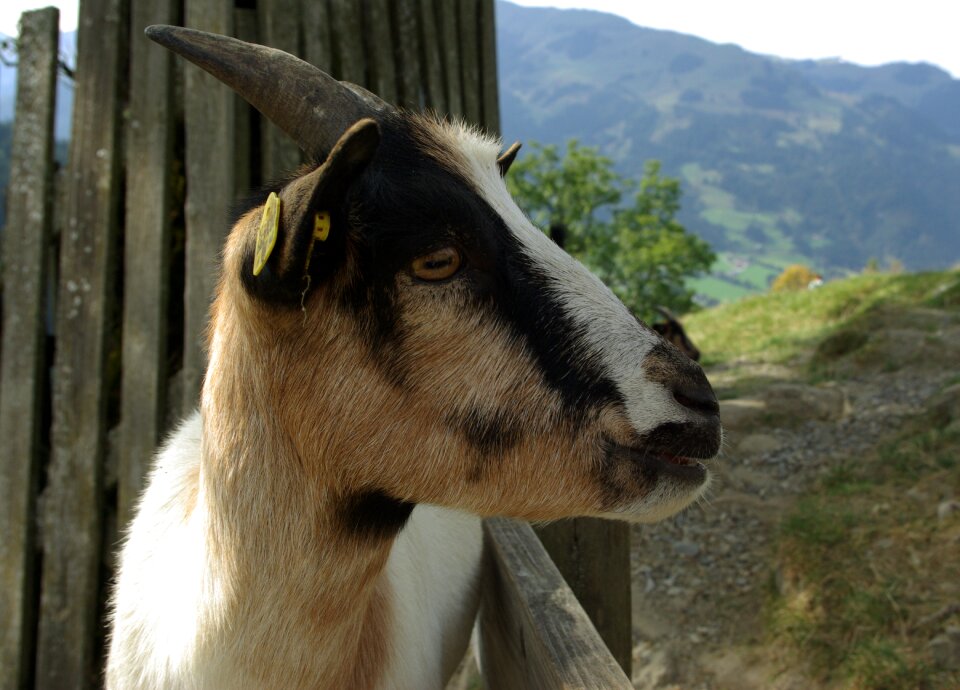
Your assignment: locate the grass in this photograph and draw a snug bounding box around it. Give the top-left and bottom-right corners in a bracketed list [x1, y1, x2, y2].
[767, 414, 960, 689]
[684, 269, 960, 370]
[694, 267, 960, 688]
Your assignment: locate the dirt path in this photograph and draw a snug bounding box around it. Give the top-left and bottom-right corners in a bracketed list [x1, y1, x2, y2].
[628, 348, 958, 689]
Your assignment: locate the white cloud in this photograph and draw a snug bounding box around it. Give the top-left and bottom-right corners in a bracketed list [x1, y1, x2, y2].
[509, 0, 960, 78]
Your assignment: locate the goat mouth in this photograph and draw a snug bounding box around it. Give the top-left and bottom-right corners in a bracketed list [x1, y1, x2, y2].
[604, 439, 709, 483]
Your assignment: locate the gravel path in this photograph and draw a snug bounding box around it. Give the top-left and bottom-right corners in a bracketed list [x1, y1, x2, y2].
[628, 359, 957, 690]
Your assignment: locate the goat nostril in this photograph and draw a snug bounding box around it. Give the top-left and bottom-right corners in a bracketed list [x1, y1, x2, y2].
[673, 386, 719, 416]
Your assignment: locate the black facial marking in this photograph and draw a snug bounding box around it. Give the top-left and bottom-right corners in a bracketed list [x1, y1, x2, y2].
[633, 421, 721, 460]
[286, 113, 624, 418]
[339, 489, 415, 540]
[445, 405, 524, 480]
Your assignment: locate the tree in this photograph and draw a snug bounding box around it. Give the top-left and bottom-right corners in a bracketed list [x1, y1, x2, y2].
[771, 264, 821, 292]
[506, 141, 715, 320]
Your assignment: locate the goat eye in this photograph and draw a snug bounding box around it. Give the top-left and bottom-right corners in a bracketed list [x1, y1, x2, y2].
[411, 247, 461, 281]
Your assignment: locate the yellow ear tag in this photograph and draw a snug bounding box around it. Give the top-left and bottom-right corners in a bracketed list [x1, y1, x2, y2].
[313, 211, 331, 241]
[253, 192, 281, 276]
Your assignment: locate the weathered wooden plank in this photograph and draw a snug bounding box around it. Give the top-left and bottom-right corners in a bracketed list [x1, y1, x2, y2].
[537, 518, 633, 677]
[258, 0, 303, 180]
[458, 0, 481, 125]
[181, 0, 234, 414]
[478, 0, 499, 134]
[35, 0, 127, 686]
[233, 6, 256, 194]
[393, 0, 421, 109]
[117, 0, 176, 531]
[437, 1, 462, 118]
[300, 0, 333, 73]
[328, 0, 365, 86]
[0, 9, 59, 689]
[364, 0, 397, 104]
[416, 0, 446, 113]
[479, 518, 633, 690]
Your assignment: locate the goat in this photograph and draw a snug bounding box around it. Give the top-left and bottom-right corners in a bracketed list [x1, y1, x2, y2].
[106, 26, 722, 690]
[652, 305, 701, 361]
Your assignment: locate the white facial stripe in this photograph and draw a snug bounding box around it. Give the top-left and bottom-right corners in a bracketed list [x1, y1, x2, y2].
[441, 123, 673, 434]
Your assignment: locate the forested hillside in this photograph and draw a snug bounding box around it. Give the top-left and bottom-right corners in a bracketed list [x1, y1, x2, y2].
[497, 2, 960, 297]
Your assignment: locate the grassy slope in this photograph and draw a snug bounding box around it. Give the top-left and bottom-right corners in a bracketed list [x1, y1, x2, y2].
[685, 270, 960, 689]
[685, 269, 960, 369]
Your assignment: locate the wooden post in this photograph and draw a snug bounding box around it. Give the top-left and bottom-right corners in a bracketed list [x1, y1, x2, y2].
[0, 9, 59, 689]
[35, 0, 127, 686]
[458, 0, 481, 125]
[181, 0, 235, 414]
[257, 0, 302, 180]
[479, 518, 633, 689]
[393, 0, 422, 109]
[329, 0, 366, 86]
[437, 2, 463, 118]
[417, 0, 446, 113]
[536, 519, 633, 677]
[478, 0, 499, 134]
[300, 0, 333, 73]
[364, 0, 398, 104]
[118, 0, 177, 531]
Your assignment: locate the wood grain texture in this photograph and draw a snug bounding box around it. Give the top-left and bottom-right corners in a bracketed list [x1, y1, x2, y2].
[458, 0, 481, 125]
[479, 0, 499, 134]
[233, 6, 256, 194]
[301, 0, 333, 73]
[364, 0, 398, 104]
[437, 1, 463, 118]
[328, 0, 365, 86]
[118, 0, 176, 532]
[536, 518, 633, 677]
[393, 0, 422, 109]
[181, 0, 234, 414]
[417, 0, 446, 113]
[257, 0, 303, 180]
[0, 9, 59, 689]
[479, 518, 633, 690]
[35, 0, 126, 686]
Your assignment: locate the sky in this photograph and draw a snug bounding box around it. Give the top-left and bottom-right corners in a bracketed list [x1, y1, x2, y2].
[1, 0, 958, 78]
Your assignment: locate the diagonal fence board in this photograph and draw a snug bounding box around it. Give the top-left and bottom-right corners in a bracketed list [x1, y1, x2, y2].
[35, 0, 127, 686]
[479, 518, 634, 690]
[0, 9, 60, 690]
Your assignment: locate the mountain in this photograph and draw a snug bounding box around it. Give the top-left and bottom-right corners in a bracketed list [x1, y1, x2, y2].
[496, 2, 960, 294]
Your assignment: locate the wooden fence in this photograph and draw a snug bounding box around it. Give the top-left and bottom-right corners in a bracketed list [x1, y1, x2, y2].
[0, 2, 631, 688]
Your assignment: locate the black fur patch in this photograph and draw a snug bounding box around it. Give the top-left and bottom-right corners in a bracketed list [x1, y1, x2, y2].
[339, 489, 415, 540]
[448, 406, 523, 455]
[332, 114, 623, 420]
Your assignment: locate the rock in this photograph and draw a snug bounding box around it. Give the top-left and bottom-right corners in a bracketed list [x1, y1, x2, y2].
[632, 641, 678, 690]
[762, 383, 848, 425]
[928, 383, 960, 426]
[737, 433, 783, 455]
[672, 540, 700, 557]
[937, 500, 960, 522]
[719, 397, 767, 431]
[928, 627, 960, 670]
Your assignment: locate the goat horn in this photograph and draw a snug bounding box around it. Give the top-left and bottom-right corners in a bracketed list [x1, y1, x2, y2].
[654, 305, 677, 321]
[145, 25, 392, 160]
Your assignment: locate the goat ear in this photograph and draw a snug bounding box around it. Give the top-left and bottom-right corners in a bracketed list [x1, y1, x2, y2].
[497, 141, 521, 177]
[244, 119, 380, 304]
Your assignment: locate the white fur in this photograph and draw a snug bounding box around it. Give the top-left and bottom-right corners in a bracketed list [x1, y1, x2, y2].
[381, 506, 483, 689]
[109, 414, 484, 690]
[447, 126, 680, 436]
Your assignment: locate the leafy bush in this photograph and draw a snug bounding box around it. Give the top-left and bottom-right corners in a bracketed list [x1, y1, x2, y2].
[506, 140, 715, 321]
